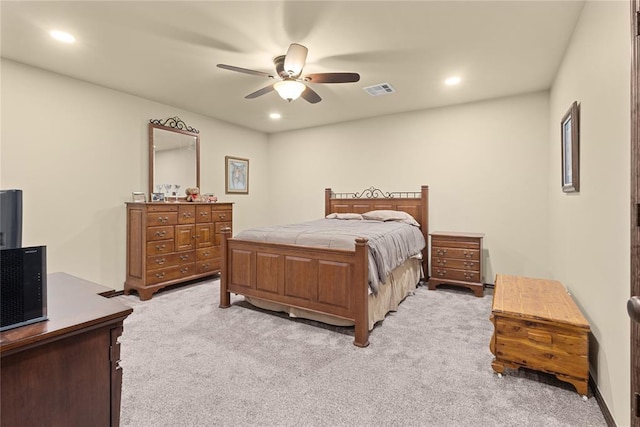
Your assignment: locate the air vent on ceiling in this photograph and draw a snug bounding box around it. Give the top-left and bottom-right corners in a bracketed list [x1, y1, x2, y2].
[363, 83, 396, 96]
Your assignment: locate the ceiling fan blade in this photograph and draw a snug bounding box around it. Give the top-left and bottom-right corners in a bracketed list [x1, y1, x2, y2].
[245, 84, 275, 99]
[284, 43, 308, 77]
[217, 64, 274, 79]
[300, 85, 321, 104]
[303, 72, 360, 84]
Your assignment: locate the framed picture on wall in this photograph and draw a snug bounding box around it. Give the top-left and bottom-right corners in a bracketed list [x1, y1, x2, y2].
[225, 156, 249, 194]
[561, 101, 580, 193]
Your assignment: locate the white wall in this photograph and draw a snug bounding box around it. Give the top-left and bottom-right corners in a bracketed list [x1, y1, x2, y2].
[549, 1, 630, 425]
[268, 92, 551, 283]
[0, 59, 269, 291]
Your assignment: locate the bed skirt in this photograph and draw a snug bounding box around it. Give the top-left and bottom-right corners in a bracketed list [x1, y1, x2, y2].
[244, 257, 422, 330]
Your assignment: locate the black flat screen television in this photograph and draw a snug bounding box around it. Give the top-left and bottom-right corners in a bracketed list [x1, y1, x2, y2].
[0, 189, 23, 250]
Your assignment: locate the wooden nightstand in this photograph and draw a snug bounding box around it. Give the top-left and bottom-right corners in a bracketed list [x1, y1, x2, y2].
[428, 231, 484, 297]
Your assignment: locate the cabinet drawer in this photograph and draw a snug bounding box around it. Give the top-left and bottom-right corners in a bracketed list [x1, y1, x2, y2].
[432, 268, 480, 283]
[213, 209, 231, 222]
[197, 246, 220, 260]
[146, 205, 178, 213]
[494, 317, 588, 379]
[147, 263, 196, 285]
[146, 239, 174, 255]
[147, 212, 177, 226]
[432, 247, 479, 260]
[147, 225, 174, 242]
[196, 205, 212, 223]
[432, 257, 479, 271]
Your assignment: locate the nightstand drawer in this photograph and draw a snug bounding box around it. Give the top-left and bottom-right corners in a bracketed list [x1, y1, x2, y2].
[432, 257, 479, 271]
[432, 268, 480, 283]
[432, 247, 480, 260]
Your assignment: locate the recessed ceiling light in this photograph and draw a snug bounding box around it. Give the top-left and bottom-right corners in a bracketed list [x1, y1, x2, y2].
[269, 113, 281, 120]
[445, 76, 461, 86]
[50, 30, 75, 44]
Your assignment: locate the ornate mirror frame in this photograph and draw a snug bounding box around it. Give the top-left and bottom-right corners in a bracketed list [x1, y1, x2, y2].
[148, 117, 200, 198]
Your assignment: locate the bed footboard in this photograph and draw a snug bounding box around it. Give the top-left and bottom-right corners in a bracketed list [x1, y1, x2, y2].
[219, 228, 370, 347]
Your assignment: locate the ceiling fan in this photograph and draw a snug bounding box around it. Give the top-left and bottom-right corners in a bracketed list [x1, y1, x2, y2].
[217, 43, 360, 104]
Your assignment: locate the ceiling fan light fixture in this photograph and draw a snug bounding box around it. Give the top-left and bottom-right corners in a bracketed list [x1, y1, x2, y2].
[274, 80, 306, 102]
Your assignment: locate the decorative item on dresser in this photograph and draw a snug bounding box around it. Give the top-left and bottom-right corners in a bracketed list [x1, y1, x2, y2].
[489, 274, 590, 399]
[428, 231, 484, 297]
[125, 201, 233, 300]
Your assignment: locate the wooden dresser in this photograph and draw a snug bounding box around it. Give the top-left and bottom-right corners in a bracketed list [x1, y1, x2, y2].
[490, 274, 590, 397]
[428, 231, 484, 297]
[1, 273, 132, 426]
[125, 201, 233, 300]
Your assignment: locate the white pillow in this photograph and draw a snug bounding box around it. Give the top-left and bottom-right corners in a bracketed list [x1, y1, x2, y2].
[362, 210, 419, 226]
[325, 213, 363, 220]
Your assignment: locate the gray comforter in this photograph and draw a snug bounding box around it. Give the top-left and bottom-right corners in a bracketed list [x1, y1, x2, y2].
[234, 218, 426, 293]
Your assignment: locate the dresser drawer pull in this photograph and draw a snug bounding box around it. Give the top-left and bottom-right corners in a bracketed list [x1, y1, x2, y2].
[155, 258, 166, 265]
[200, 211, 209, 217]
[437, 260, 447, 266]
[180, 268, 189, 274]
[463, 272, 474, 279]
[203, 251, 210, 257]
[156, 230, 167, 237]
[158, 216, 169, 223]
[437, 270, 447, 277]
[155, 272, 166, 279]
[436, 249, 447, 256]
[183, 212, 192, 218]
[155, 244, 166, 251]
[463, 261, 474, 268]
[202, 263, 210, 270]
[179, 254, 189, 261]
[463, 250, 472, 258]
[218, 214, 226, 220]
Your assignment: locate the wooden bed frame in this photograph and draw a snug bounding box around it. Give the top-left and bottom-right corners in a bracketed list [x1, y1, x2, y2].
[219, 185, 429, 347]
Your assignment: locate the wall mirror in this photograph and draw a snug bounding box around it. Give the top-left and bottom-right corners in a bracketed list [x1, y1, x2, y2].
[148, 117, 200, 198]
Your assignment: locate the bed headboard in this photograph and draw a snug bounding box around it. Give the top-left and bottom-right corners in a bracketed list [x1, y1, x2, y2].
[325, 185, 429, 277]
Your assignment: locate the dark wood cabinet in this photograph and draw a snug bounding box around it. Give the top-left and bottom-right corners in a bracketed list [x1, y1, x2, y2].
[428, 231, 485, 297]
[0, 273, 132, 427]
[125, 201, 233, 300]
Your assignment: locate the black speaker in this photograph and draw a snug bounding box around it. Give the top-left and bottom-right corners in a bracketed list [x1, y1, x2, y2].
[0, 189, 23, 250]
[1, 246, 47, 331]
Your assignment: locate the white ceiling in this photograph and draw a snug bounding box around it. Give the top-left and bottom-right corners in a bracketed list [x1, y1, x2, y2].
[1, 1, 586, 134]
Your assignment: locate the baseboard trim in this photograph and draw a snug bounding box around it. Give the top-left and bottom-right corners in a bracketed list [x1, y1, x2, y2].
[590, 374, 616, 427]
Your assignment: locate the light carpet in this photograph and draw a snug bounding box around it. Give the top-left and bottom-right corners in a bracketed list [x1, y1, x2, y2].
[116, 280, 607, 427]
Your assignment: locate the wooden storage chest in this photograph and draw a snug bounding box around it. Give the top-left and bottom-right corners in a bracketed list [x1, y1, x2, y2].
[489, 274, 590, 397]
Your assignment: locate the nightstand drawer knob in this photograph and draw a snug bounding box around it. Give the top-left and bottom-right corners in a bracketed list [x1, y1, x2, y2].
[436, 249, 448, 256]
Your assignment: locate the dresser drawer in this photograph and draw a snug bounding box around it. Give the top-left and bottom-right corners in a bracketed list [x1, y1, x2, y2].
[146, 239, 174, 255]
[432, 268, 479, 283]
[494, 317, 588, 379]
[197, 246, 220, 260]
[146, 251, 196, 272]
[146, 225, 174, 242]
[146, 205, 178, 213]
[147, 263, 196, 285]
[178, 205, 196, 224]
[432, 257, 479, 271]
[212, 209, 231, 222]
[197, 259, 219, 274]
[147, 212, 178, 226]
[196, 205, 212, 223]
